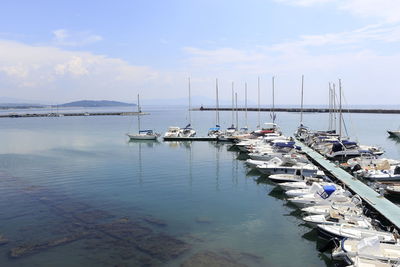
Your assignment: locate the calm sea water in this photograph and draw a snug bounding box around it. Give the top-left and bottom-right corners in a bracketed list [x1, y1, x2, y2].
[0, 106, 399, 266]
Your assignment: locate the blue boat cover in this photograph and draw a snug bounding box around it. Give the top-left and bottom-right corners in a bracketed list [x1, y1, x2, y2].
[209, 127, 220, 131]
[274, 141, 295, 148]
[320, 185, 336, 199]
[139, 130, 153, 133]
[342, 140, 357, 146]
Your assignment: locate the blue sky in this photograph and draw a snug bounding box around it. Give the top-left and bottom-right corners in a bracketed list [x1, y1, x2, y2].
[1, 0, 400, 105]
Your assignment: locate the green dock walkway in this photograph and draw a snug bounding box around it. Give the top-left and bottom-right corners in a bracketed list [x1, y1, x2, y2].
[295, 140, 400, 229]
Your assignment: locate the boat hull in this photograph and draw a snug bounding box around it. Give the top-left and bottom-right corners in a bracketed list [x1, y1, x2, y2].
[127, 134, 157, 140]
[163, 137, 217, 141]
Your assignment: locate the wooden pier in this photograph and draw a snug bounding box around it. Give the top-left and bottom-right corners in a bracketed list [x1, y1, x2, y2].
[295, 140, 400, 229]
[196, 107, 400, 114]
[0, 112, 147, 118]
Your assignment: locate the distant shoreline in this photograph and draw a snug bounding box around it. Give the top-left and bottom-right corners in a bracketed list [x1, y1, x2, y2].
[0, 100, 135, 110]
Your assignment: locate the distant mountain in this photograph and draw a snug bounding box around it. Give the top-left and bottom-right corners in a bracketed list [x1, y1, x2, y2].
[58, 100, 135, 107]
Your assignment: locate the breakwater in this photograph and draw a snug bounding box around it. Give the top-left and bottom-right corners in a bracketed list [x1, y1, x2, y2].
[196, 107, 400, 114]
[0, 111, 147, 118]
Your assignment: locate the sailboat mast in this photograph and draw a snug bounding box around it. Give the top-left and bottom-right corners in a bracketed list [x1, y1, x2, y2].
[137, 94, 141, 133]
[333, 83, 337, 132]
[300, 75, 304, 125]
[245, 82, 248, 128]
[257, 76, 261, 128]
[188, 77, 191, 125]
[272, 76, 275, 124]
[216, 79, 220, 126]
[328, 83, 331, 130]
[231, 82, 234, 128]
[235, 92, 239, 130]
[339, 79, 342, 140]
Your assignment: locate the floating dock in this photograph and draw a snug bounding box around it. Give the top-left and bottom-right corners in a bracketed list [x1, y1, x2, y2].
[295, 139, 400, 229]
[163, 137, 217, 141]
[0, 112, 147, 118]
[196, 107, 400, 114]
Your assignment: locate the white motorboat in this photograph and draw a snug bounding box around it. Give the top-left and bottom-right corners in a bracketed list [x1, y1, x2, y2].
[179, 125, 196, 137]
[288, 184, 350, 208]
[385, 185, 400, 196]
[256, 158, 319, 177]
[317, 224, 396, 243]
[164, 126, 181, 138]
[325, 141, 384, 160]
[303, 212, 372, 228]
[357, 166, 400, 181]
[332, 236, 400, 264]
[302, 204, 363, 217]
[285, 182, 336, 197]
[345, 155, 400, 172]
[388, 130, 400, 138]
[348, 257, 393, 267]
[301, 195, 363, 216]
[208, 126, 222, 138]
[253, 122, 282, 136]
[269, 171, 325, 183]
[278, 181, 310, 191]
[246, 159, 267, 169]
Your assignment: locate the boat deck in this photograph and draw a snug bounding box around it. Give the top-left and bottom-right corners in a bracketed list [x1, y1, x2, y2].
[295, 140, 400, 229]
[163, 137, 217, 141]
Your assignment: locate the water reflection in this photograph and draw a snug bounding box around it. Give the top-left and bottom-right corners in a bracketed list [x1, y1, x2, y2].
[387, 135, 400, 144]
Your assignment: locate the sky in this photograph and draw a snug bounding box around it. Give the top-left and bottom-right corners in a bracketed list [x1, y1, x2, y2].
[1, 0, 400, 105]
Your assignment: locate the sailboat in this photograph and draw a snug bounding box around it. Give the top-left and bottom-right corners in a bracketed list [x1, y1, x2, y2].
[127, 94, 159, 140]
[217, 82, 237, 142]
[164, 78, 196, 140]
[208, 79, 222, 138]
[254, 76, 281, 137]
[294, 75, 310, 141]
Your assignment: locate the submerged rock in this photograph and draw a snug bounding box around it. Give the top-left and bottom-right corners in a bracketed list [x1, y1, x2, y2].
[141, 216, 167, 227]
[181, 251, 248, 267]
[136, 234, 191, 262]
[195, 216, 213, 224]
[9, 232, 89, 259]
[0, 235, 9, 245]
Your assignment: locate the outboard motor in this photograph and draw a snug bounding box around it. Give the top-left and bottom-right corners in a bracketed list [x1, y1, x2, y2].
[351, 164, 362, 173]
[394, 165, 400, 175]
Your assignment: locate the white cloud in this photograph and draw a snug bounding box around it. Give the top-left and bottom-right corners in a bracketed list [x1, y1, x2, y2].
[0, 40, 171, 102]
[276, 0, 400, 22]
[52, 29, 103, 46]
[339, 0, 400, 23]
[182, 22, 400, 105]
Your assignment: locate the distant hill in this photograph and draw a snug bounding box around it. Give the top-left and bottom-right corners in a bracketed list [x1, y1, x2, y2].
[58, 100, 135, 107]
